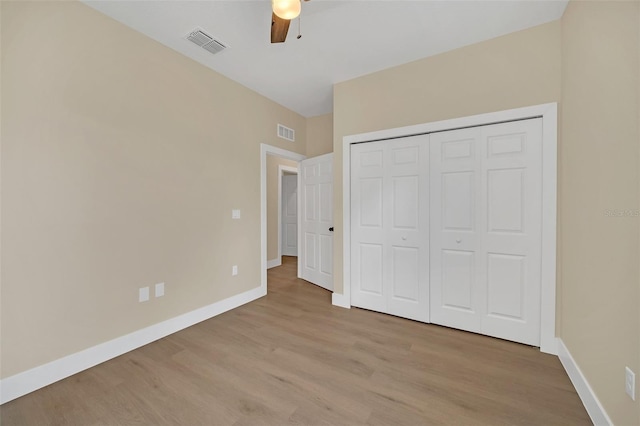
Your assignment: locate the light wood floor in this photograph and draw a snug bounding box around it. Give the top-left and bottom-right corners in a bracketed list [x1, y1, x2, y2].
[1, 256, 590, 425]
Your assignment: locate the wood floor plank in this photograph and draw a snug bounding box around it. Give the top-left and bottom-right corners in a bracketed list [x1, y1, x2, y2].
[0, 256, 591, 425]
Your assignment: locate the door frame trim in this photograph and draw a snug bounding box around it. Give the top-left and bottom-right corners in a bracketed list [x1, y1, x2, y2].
[260, 144, 305, 292]
[277, 165, 299, 262]
[338, 103, 558, 354]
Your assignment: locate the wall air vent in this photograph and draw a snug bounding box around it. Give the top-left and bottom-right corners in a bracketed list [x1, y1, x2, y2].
[277, 124, 295, 142]
[186, 29, 227, 55]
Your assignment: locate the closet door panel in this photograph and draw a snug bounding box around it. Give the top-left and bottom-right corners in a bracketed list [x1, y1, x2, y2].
[351, 142, 386, 312]
[430, 128, 482, 333]
[386, 137, 429, 322]
[351, 136, 429, 322]
[480, 119, 542, 346]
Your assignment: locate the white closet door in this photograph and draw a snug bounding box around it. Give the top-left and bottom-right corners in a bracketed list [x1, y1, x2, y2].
[481, 120, 542, 345]
[429, 127, 483, 333]
[300, 153, 333, 291]
[430, 119, 542, 346]
[351, 135, 429, 322]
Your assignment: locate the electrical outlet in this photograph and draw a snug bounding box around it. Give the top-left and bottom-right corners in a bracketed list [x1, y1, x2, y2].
[155, 282, 165, 298]
[139, 287, 150, 303]
[625, 367, 636, 400]
[232, 265, 238, 276]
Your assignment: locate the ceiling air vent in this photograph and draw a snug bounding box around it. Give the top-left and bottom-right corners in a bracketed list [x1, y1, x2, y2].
[186, 29, 227, 55]
[277, 124, 295, 142]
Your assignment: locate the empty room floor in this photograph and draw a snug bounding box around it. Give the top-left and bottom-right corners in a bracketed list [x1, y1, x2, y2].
[0, 256, 590, 425]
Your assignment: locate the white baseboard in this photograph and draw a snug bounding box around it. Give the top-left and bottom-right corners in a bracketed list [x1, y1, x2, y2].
[331, 292, 351, 309]
[0, 285, 266, 405]
[558, 339, 612, 426]
[267, 258, 281, 269]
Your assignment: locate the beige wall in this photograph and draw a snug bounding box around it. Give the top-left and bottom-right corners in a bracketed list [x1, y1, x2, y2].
[0, 1, 307, 378]
[561, 1, 640, 424]
[267, 155, 298, 262]
[332, 21, 562, 294]
[306, 113, 333, 158]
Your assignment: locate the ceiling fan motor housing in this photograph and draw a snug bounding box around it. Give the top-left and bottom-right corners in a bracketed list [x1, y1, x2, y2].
[272, 0, 301, 20]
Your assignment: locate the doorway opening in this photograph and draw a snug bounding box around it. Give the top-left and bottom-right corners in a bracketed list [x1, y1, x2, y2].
[260, 144, 305, 294]
[271, 164, 298, 268]
[260, 144, 335, 295]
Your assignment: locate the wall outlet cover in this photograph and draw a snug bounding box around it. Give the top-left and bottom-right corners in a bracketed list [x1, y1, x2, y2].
[155, 282, 165, 298]
[232, 209, 241, 219]
[232, 265, 238, 276]
[139, 287, 150, 303]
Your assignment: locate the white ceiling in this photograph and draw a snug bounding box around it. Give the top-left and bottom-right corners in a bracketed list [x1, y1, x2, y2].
[84, 1, 568, 117]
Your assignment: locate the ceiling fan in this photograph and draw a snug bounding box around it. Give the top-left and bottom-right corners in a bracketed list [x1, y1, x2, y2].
[271, 0, 310, 43]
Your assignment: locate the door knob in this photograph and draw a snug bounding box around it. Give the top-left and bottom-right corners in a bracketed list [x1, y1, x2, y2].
[329, 227, 334, 232]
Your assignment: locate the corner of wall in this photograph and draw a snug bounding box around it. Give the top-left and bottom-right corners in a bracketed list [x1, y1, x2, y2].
[305, 113, 334, 158]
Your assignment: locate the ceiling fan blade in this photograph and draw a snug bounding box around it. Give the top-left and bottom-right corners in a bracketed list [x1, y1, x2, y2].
[271, 12, 290, 43]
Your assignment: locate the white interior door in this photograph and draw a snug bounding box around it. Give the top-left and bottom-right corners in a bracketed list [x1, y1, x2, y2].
[281, 174, 298, 257]
[351, 136, 430, 322]
[430, 119, 542, 346]
[300, 153, 333, 291]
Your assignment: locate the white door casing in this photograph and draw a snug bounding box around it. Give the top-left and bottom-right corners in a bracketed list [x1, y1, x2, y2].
[281, 174, 298, 256]
[350, 136, 430, 322]
[300, 153, 334, 291]
[429, 119, 542, 346]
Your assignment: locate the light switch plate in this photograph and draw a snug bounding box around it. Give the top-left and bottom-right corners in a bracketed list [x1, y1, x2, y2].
[232, 265, 238, 276]
[139, 287, 150, 303]
[155, 282, 165, 298]
[232, 209, 241, 219]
